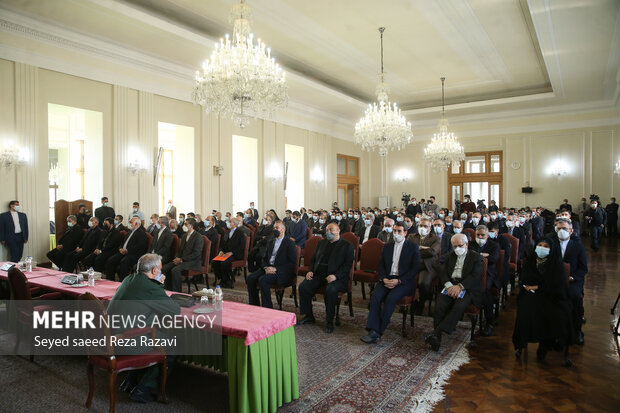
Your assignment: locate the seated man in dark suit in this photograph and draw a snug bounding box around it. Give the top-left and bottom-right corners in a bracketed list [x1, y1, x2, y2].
[161, 218, 204, 292]
[248, 214, 275, 272]
[148, 215, 174, 264]
[298, 223, 355, 334]
[83, 217, 122, 272]
[201, 216, 220, 265]
[76, 204, 92, 228]
[425, 233, 483, 351]
[169, 219, 184, 238]
[378, 218, 395, 244]
[361, 222, 420, 343]
[107, 253, 180, 403]
[212, 217, 246, 288]
[243, 209, 257, 228]
[61, 216, 102, 272]
[356, 213, 380, 244]
[469, 225, 500, 336]
[114, 215, 128, 232]
[146, 214, 160, 237]
[47, 215, 84, 269]
[104, 216, 148, 281]
[286, 211, 308, 249]
[246, 221, 297, 308]
[433, 218, 453, 264]
[487, 222, 511, 291]
[407, 217, 440, 309]
[552, 218, 588, 345]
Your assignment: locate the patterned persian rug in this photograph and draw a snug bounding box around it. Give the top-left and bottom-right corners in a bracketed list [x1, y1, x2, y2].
[221, 287, 471, 413]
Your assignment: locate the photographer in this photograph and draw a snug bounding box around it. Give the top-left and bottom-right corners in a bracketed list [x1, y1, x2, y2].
[586, 196, 606, 251]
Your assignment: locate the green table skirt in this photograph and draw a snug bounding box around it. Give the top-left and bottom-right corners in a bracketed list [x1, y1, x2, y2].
[182, 325, 299, 413]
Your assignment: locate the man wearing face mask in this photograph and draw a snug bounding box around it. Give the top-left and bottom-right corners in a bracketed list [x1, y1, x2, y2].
[107, 253, 180, 404]
[333, 211, 350, 233]
[605, 197, 618, 238]
[407, 217, 440, 312]
[356, 213, 380, 244]
[114, 215, 128, 232]
[248, 215, 275, 272]
[406, 197, 422, 217]
[47, 215, 84, 269]
[247, 221, 297, 308]
[501, 213, 526, 262]
[403, 215, 417, 237]
[444, 216, 454, 235]
[201, 216, 221, 263]
[165, 199, 177, 220]
[169, 219, 184, 238]
[488, 200, 499, 213]
[283, 209, 293, 230]
[315, 213, 329, 236]
[551, 218, 588, 344]
[75, 204, 92, 229]
[286, 211, 308, 249]
[146, 214, 160, 237]
[361, 222, 420, 344]
[465, 212, 481, 230]
[425, 234, 483, 352]
[576, 197, 588, 236]
[452, 220, 467, 240]
[243, 209, 257, 227]
[559, 199, 572, 213]
[461, 195, 477, 214]
[425, 196, 439, 215]
[350, 210, 364, 235]
[129, 202, 145, 226]
[148, 216, 173, 264]
[469, 225, 500, 336]
[61, 216, 102, 272]
[487, 222, 511, 294]
[298, 223, 355, 333]
[249, 202, 259, 220]
[378, 218, 395, 244]
[585, 198, 606, 251]
[105, 216, 149, 281]
[83, 217, 122, 272]
[433, 218, 453, 263]
[161, 218, 204, 292]
[212, 217, 246, 288]
[0, 200, 29, 262]
[95, 197, 115, 229]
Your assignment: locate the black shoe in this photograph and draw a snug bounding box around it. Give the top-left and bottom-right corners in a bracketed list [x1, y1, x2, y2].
[297, 316, 315, 325]
[515, 348, 522, 360]
[360, 330, 381, 344]
[424, 333, 441, 352]
[480, 324, 494, 337]
[119, 378, 137, 394]
[576, 331, 585, 345]
[129, 385, 155, 403]
[325, 322, 334, 334]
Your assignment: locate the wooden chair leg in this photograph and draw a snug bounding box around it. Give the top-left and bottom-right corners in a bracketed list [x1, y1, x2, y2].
[348, 292, 353, 317]
[204, 273, 210, 290]
[108, 370, 117, 413]
[244, 267, 247, 281]
[361, 282, 366, 300]
[292, 286, 298, 308]
[335, 297, 341, 326]
[86, 362, 95, 408]
[468, 314, 478, 348]
[276, 290, 283, 310]
[401, 306, 407, 337]
[410, 301, 415, 327]
[161, 358, 168, 403]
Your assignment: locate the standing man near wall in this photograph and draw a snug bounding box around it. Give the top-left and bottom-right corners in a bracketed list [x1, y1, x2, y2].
[0, 200, 29, 262]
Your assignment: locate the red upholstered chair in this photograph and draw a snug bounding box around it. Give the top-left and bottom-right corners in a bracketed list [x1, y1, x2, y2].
[464, 257, 487, 348]
[298, 236, 321, 278]
[231, 234, 250, 281]
[271, 246, 301, 310]
[306, 226, 313, 241]
[78, 292, 167, 413]
[501, 233, 519, 297]
[7, 267, 62, 361]
[340, 232, 360, 263]
[492, 249, 505, 319]
[169, 234, 180, 262]
[145, 232, 154, 252]
[463, 228, 475, 242]
[119, 230, 127, 242]
[352, 238, 384, 300]
[181, 235, 211, 292]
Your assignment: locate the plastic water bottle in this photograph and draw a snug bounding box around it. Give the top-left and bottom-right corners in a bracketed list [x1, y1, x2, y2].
[215, 285, 223, 301]
[25, 256, 32, 272]
[87, 267, 95, 287]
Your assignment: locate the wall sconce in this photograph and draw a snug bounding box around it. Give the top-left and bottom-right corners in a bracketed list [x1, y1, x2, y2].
[0, 143, 27, 168]
[310, 166, 324, 184]
[395, 169, 412, 183]
[267, 162, 282, 182]
[213, 165, 224, 176]
[127, 155, 148, 175]
[548, 159, 568, 177]
[615, 160, 620, 175]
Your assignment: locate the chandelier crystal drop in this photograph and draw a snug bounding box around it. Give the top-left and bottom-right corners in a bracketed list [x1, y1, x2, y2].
[423, 77, 465, 171]
[192, 0, 287, 128]
[354, 27, 412, 157]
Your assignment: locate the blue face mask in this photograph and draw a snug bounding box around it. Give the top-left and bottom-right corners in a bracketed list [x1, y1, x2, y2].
[364, 219, 372, 226]
[396, 217, 403, 222]
[384, 226, 393, 233]
[488, 232, 497, 239]
[535, 246, 550, 258]
[336, 216, 342, 221]
[155, 271, 163, 282]
[325, 232, 335, 241]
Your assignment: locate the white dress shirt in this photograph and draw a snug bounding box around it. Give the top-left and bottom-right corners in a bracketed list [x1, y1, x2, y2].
[560, 239, 569, 258]
[11, 211, 21, 233]
[363, 225, 372, 244]
[390, 240, 404, 276]
[445, 253, 467, 288]
[269, 237, 284, 265]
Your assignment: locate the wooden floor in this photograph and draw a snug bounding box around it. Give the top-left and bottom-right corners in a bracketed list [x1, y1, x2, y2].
[432, 235, 620, 413]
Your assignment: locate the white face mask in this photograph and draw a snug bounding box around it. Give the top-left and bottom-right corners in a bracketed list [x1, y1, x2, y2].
[226, 222, 232, 229]
[433, 226, 443, 235]
[454, 247, 467, 256]
[183, 225, 189, 232]
[557, 228, 570, 241]
[591, 203, 597, 208]
[262, 219, 269, 225]
[476, 238, 487, 246]
[14, 205, 21, 212]
[88, 221, 94, 228]
[393, 233, 404, 243]
[418, 227, 429, 236]
[453, 227, 462, 234]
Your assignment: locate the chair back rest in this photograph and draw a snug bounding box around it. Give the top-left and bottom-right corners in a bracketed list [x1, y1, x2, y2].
[463, 228, 475, 241]
[501, 233, 519, 264]
[145, 232, 154, 251]
[242, 234, 250, 262]
[341, 237, 357, 292]
[292, 246, 301, 284]
[7, 267, 32, 300]
[201, 235, 211, 269]
[170, 234, 180, 260]
[306, 227, 313, 240]
[340, 232, 360, 262]
[302, 235, 322, 265]
[78, 292, 114, 357]
[120, 230, 127, 241]
[481, 257, 488, 290]
[497, 249, 505, 284]
[359, 238, 384, 273]
[214, 234, 221, 257]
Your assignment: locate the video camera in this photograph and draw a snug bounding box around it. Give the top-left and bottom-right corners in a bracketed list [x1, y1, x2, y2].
[401, 193, 411, 207]
[476, 199, 486, 213]
[589, 194, 599, 202]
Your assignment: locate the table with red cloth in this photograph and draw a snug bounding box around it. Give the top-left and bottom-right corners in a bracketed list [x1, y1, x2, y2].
[0, 262, 299, 413]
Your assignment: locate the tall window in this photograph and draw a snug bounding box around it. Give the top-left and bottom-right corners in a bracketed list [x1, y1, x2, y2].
[448, 151, 503, 209]
[285, 144, 304, 211]
[48, 104, 103, 221]
[336, 154, 360, 209]
[232, 135, 258, 214]
[157, 122, 195, 216]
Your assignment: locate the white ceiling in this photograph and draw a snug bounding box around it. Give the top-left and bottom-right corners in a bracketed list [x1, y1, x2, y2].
[1, 0, 619, 132]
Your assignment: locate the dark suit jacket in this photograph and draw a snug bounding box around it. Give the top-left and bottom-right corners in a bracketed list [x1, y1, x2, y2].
[146, 223, 159, 237]
[356, 225, 380, 243]
[98, 228, 122, 254]
[286, 220, 307, 248]
[221, 228, 246, 260]
[491, 235, 511, 285]
[166, 205, 177, 220]
[78, 227, 102, 254]
[122, 227, 149, 259]
[0, 210, 29, 243]
[176, 230, 204, 264]
[549, 234, 588, 286]
[501, 226, 526, 260]
[308, 238, 354, 284]
[438, 232, 453, 264]
[150, 226, 174, 263]
[377, 240, 420, 288]
[202, 226, 220, 262]
[261, 237, 297, 282]
[407, 232, 440, 277]
[94, 206, 115, 228]
[58, 225, 84, 251]
[440, 249, 483, 305]
[469, 239, 500, 288]
[251, 208, 259, 220]
[406, 204, 422, 216]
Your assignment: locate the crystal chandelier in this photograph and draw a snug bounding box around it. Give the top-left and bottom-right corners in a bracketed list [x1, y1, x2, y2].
[423, 77, 465, 171]
[192, 0, 287, 128]
[354, 27, 412, 157]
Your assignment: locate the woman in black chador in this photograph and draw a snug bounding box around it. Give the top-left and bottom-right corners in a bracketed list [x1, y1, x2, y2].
[512, 239, 574, 366]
